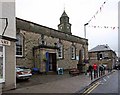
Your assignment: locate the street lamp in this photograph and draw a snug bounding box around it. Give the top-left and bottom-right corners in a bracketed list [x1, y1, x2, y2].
[84, 23, 89, 65]
[84, 23, 89, 39]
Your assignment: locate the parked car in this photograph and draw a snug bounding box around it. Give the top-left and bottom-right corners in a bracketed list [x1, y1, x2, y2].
[16, 66, 32, 80]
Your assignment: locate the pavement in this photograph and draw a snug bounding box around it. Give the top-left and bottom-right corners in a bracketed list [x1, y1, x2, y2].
[2, 70, 115, 94]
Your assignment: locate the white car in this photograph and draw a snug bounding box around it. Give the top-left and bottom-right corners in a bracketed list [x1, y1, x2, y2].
[16, 67, 32, 80]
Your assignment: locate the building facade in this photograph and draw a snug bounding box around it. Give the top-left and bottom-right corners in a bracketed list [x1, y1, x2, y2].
[89, 45, 117, 69]
[16, 11, 88, 73]
[0, 1, 16, 91]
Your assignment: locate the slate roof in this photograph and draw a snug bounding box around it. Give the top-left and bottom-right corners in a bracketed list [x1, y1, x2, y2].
[89, 45, 112, 52]
[16, 18, 88, 45]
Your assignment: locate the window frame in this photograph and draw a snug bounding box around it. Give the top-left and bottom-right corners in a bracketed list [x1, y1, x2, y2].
[57, 43, 63, 59]
[71, 45, 76, 60]
[16, 33, 24, 57]
[0, 45, 5, 83]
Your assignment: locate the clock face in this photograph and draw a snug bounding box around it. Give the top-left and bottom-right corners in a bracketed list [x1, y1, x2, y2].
[67, 26, 69, 29]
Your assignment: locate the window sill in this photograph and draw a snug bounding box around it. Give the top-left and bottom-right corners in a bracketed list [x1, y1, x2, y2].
[0, 79, 5, 83]
[71, 58, 76, 60]
[16, 55, 24, 58]
[57, 57, 64, 60]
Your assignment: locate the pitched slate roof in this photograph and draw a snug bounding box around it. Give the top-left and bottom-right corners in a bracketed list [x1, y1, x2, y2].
[89, 45, 112, 52]
[16, 17, 88, 45]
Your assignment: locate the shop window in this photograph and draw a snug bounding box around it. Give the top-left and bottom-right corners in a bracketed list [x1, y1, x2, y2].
[71, 45, 76, 60]
[16, 33, 23, 57]
[0, 46, 5, 83]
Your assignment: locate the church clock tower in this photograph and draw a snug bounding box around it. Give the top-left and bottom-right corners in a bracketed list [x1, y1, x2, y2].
[58, 10, 72, 35]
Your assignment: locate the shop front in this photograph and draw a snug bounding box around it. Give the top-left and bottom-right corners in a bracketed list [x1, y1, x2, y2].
[0, 45, 5, 83]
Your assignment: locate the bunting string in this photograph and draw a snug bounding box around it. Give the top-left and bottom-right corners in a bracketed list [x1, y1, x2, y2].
[88, 25, 119, 30]
[87, 0, 108, 24]
[86, 0, 119, 31]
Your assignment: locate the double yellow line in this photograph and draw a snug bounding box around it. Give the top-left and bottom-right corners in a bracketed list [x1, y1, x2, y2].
[82, 82, 100, 95]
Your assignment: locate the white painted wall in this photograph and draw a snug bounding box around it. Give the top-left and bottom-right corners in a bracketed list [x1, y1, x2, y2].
[0, 0, 16, 39]
[0, 0, 16, 90]
[118, 1, 120, 57]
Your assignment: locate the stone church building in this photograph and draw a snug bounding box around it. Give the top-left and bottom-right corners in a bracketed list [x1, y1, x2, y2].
[16, 11, 88, 73]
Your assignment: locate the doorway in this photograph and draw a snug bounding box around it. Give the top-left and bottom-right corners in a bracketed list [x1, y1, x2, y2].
[49, 53, 57, 72]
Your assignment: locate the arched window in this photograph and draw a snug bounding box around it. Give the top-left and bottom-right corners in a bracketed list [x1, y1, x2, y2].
[71, 45, 76, 60]
[16, 33, 23, 57]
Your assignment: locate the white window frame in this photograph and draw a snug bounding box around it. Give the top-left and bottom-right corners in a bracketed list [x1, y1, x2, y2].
[16, 33, 23, 57]
[71, 46, 76, 60]
[57, 44, 63, 59]
[0, 45, 5, 83]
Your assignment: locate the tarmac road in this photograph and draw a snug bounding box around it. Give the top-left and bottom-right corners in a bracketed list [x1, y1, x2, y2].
[3, 70, 115, 94]
[16, 71, 71, 89]
[81, 70, 119, 94]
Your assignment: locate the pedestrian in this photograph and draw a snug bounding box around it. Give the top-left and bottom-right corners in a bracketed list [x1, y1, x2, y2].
[88, 65, 93, 80]
[84, 64, 88, 75]
[99, 64, 103, 77]
[93, 63, 98, 78]
[101, 64, 105, 75]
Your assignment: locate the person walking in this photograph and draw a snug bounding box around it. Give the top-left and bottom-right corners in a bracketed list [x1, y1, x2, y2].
[99, 64, 103, 77]
[101, 64, 105, 75]
[93, 63, 98, 79]
[88, 65, 93, 80]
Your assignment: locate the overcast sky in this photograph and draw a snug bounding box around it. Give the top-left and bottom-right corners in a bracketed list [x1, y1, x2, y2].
[16, 0, 119, 55]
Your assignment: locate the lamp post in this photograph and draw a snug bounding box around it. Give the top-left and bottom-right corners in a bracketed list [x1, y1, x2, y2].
[84, 23, 89, 39]
[84, 23, 89, 69]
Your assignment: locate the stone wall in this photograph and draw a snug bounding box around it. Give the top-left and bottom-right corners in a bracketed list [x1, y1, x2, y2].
[16, 29, 88, 70]
[16, 30, 40, 68]
[89, 51, 115, 69]
[16, 18, 88, 70]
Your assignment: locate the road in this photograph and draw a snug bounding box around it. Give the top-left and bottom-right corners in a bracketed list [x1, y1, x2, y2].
[82, 70, 119, 94]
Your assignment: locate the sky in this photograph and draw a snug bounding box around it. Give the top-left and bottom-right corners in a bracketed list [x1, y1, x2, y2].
[16, 0, 119, 55]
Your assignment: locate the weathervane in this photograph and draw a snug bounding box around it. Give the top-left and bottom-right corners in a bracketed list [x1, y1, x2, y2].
[64, 3, 66, 11]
